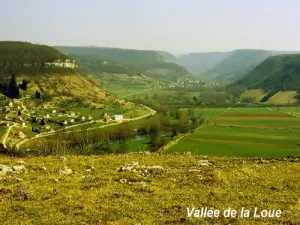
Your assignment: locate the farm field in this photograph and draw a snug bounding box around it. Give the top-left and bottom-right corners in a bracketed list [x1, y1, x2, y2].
[168, 107, 300, 157]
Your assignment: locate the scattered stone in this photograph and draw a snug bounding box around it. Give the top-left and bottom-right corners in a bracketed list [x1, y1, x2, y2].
[184, 152, 192, 156]
[40, 167, 47, 171]
[59, 167, 73, 175]
[54, 178, 59, 182]
[60, 156, 67, 162]
[12, 165, 27, 173]
[118, 161, 165, 177]
[86, 165, 95, 172]
[17, 160, 25, 165]
[119, 179, 128, 184]
[196, 160, 212, 167]
[14, 177, 23, 182]
[0, 165, 13, 176]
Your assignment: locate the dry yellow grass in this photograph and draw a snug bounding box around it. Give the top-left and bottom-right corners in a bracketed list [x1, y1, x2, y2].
[240, 89, 267, 102]
[0, 154, 300, 224]
[18, 73, 124, 107]
[267, 91, 297, 104]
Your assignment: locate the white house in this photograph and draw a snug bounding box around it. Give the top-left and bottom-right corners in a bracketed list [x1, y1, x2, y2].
[8, 102, 13, 107]
[81, 116, 86, 122]
[111, 114, 123, 122]
[70, 119, 75, 123]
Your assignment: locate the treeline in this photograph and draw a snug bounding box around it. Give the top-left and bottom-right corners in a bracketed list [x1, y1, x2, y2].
[28, 110, 204, 156]
[133, 90, 232, 109]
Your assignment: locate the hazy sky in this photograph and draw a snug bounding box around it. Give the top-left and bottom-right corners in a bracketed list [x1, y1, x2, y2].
[2, 0, 300, 53]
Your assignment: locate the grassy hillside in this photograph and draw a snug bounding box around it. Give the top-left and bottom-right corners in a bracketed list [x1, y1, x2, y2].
[17, 73, 122, 107]
[0, 154, 299, 224]
[56, 46, 190, 82]
[178, 52, 230, 76]
[240, 89, 268, 102]
[234, 54, 300, 91]
[267, 91, 297, 104]
[206, 49, 272, 83]
[0, 41, 123, 107]
[0, 41, 72, 78]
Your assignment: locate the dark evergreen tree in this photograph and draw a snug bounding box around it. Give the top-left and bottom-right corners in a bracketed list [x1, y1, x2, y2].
[18, 110, 22, 116]
[8, 73, 20, 99]
[19, 79, 28, 90]
[40, 118, 45, 126]
[35, 90, 41, 99]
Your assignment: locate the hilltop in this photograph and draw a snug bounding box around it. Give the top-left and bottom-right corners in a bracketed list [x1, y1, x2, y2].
[206, 49, 272, 83]
[0, 154, 299, 224]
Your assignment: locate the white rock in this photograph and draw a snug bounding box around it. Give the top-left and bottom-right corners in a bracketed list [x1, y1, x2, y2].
[0, 165, 13, 176]
[120, 179, 127, 184]
[196, 160, 212, 167]
[59, 167, 72, 175]
[12, 165, 27, 172]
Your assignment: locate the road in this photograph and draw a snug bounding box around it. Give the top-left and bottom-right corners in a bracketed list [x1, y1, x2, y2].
[1, 123, 17, 149]
[122, 88, 154, 98]
[15, 104, 156, 150]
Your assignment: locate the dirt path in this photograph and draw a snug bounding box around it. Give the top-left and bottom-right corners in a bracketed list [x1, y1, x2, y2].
[122, 88, 154, 98]
[2, 123, 17, 149]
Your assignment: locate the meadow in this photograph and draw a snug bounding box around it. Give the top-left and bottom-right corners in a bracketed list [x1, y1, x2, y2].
[168, 107, 300, 157]
[0, 154, 299, 225]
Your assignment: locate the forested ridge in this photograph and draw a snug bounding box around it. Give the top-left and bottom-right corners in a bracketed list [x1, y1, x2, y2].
[233, 54, 300, 91]
[0, 41, 73, 78]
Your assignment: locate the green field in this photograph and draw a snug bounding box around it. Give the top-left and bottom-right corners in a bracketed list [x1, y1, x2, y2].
[168, 107, 300, 157]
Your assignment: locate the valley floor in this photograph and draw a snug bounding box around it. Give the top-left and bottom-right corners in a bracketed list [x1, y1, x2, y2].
[0, 154, 300, 225]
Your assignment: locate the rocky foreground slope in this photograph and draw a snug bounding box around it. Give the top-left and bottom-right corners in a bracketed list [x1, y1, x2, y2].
[0, 153, 299, 225]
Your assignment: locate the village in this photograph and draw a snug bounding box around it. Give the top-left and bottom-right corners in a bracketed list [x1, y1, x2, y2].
[0, 98, 127, 148]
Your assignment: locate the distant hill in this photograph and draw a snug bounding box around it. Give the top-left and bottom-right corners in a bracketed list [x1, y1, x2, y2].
[206, 49, 273, 83]
[234, 54, 300, 91]
[55, 46, 190, 82]
[178, 52, 230, 76]
[55, 46, 163, 64]
[0, 41, 72, 79]
[155, 51, 179, 63]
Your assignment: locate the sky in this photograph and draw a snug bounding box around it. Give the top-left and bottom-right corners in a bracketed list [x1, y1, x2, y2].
[1, 0, 300, 53]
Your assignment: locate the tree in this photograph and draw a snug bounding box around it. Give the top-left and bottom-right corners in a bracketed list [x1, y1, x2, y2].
[19, 79, 29, 90]
[41, 118, 46, 126]
[8, 73, 20, 99]
[17, 110, 22, 116]
[35, 90, 41, 99]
